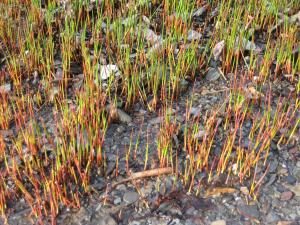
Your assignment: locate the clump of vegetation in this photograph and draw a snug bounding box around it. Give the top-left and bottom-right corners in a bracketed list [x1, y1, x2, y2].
[0, 0, 299, 224]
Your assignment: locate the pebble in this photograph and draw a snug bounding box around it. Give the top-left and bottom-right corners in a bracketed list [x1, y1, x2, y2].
[116, 108, 132, 123]
[114, 197, 121, 205]
[187, 29, 202, 41]
[179, 79, 190, 93]
[206, 68, 221, 81]
[237, 204, 260, 220]
[285, 175, 297, 185]
[116, 184, 127, 191]
[276, 183, 287, 193]
[123, 191, 139, 204]
[269, 158, 279, 173]
[266, 212, 280, 223]
[280, 191, 294, 201]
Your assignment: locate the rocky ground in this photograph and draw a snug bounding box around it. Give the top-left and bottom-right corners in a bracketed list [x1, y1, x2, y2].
[3, 73, 299, 225]
[0, 1, 299, 225]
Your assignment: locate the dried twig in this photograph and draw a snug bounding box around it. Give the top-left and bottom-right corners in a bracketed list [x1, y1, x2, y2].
[112, 167, 173, 188]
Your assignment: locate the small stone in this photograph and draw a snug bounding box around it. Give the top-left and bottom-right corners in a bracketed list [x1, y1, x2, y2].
[123, 191, 139, 204]
[190, 107, 201, 117]
[266, 212, 280, 223]
[285, 175, 297, 185]
[276, 183, 288, 193]
[280, 191, 294, 201]
[116, 109, 132, 123]
[106, 104, 132, 123]
[206, 68, 220, 81]
[193, 7, 206, 17]
[116, 184, 127, 191]
[278, 167, 288, 175]
[178, 79, 189, 93]
[269, 158, 278, 173]
[211, 220, 226, 225]
[212, 40, 225, 61]
[114, 197, 121, 205]
[187, 30, 202, 41]
[237, 204, 260, 220]
[116, 126, 125, 133]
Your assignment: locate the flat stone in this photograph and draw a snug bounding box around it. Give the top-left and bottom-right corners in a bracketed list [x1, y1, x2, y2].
[285, 175, 297, 185]
[117, 109, 132, 123]
[116, 184, 127, 191]
[269, 158, 279, 173]
[179, 79, 189, 93]
[114, 197, 121, 205]
[237, 204, 260, 220]
[280, 191, 294, 201]
[123, 191, 139, 204]
[187, 30, 202, 41]
[206, 68, 220, 81]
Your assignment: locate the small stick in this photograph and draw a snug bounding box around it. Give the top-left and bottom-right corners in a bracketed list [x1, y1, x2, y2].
[112, 167, 173, 188]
